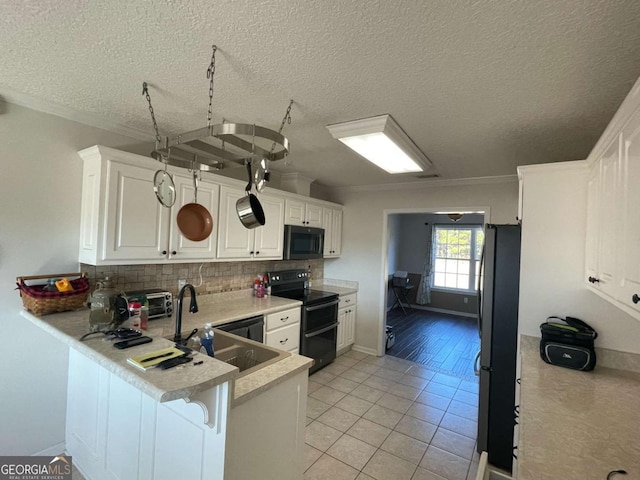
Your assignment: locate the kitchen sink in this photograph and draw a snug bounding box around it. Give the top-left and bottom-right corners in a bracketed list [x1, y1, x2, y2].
[212, 330, 289, 377]
[165, 328, 289, 377]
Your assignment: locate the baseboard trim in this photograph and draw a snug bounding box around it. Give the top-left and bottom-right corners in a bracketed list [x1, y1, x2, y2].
[33, 442, 66, 456]
[405, 304, 478, 319]
[351, 344, 378, 357]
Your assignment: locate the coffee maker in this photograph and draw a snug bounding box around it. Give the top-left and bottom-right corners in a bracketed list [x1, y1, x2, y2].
[87, 277, 129, 332]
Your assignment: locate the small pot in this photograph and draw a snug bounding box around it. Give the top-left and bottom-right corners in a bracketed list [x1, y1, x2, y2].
[237, 193, 265, 228]
[236, 162, 265, 229]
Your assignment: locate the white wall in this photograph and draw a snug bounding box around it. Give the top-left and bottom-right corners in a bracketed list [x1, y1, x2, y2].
[0, 101, 149, 455]
[387, 214, 401, 275]
[324, 179, 519, 354]
[518, 162, 640, 353]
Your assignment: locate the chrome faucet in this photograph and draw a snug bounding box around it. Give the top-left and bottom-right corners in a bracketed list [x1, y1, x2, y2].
[174, 284, 198, 344]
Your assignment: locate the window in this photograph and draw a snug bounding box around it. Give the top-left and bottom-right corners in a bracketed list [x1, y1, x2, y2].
[432, 225, 484, 291]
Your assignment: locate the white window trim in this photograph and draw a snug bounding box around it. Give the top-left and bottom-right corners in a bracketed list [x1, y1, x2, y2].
[430, 224, 483, 292]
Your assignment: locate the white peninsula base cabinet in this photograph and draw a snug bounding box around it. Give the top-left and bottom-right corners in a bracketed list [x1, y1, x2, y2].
[224, 370, 308, 480]
[67, 350, 229, 480]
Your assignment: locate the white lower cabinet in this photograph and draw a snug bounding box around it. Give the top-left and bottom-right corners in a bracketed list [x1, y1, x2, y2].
[337, 293, 357, 353]
[66, 349, 229, 480]
[217, 185, 285, 260]
[264, 306, 301, 353]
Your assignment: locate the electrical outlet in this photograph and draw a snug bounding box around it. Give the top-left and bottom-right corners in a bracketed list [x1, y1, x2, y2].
[463, 297, 469, 304]
[178, 279, 186, 289]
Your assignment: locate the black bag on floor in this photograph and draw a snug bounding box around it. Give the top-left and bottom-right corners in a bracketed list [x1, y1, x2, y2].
[539, 316, 597, 371]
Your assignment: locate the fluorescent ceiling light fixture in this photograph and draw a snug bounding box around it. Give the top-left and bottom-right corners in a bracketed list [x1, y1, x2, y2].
[327, 114, 433, 174]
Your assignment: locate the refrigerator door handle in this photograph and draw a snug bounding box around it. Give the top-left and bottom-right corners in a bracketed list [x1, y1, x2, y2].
[474, 350, 481, 376]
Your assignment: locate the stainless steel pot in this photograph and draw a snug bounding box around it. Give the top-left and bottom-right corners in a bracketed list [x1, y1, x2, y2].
[236, 162, 265, 229]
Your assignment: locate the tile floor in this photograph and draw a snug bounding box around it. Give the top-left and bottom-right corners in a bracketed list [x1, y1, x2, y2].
[305, 350, 480, 480]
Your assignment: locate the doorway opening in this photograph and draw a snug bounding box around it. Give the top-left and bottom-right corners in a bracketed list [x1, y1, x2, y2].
[383, 210, 486, 380]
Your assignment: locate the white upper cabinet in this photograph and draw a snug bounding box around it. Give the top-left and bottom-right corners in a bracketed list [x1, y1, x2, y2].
[586, 137, 622, 298]
[284, 199, 323, 228]
[217, 185, 284, 260]
[102, 159, 171, 262]
[618, 114, 640, 315]
[322, 207, 343, 257]
[78, 146, 341, 266]
[79, 146, 219, 265]
[169, 174, 219, 261]
[584, 75, 640, 321]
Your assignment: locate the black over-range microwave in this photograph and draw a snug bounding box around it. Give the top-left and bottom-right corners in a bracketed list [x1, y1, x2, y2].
[283, 225, 324, 260]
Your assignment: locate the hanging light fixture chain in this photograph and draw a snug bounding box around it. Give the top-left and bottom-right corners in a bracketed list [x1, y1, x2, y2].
[206, 45, 217, 126]
[142, 82, 162, 144]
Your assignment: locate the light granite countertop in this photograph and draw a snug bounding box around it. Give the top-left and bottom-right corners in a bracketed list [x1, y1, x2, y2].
[312, 279, 358, 296]
[518, 335, 640, 479]
[20, 289, 312, 406]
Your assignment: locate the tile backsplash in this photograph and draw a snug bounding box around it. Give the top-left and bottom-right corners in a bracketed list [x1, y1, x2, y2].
[80, 259, 324, 296]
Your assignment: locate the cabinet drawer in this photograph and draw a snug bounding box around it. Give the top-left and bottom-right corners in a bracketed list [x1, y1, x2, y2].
[339, 293, 357, 309]
[265, 307, 301, 331]
[265, 323, 300, 351]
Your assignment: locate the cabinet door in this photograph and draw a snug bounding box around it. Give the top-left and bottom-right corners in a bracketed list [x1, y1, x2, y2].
[597, 137, 622, 298]
[619, 118, 640, 314]
[585, 163, 600, 283]
[284, 199, 306, 226]
[169, 174, 219, 260]
[345, 305, 356, 345]
[253, 193, 285, 259]
[322, 208, 333, 256]
[336, 308, 347, 352]
[305, 203, 323, 228]
[331, 209, 343, 256]
[104, 160, 170, 261]
[217, 185, 253, 259]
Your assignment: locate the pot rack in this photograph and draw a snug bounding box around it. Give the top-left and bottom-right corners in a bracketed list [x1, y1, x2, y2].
[142, 45, 293, 173]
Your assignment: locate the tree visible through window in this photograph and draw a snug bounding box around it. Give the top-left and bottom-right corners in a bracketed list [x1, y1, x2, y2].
[432, 226, 484, 291]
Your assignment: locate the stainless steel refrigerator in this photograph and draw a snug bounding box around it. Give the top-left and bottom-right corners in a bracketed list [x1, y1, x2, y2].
[476, 224, 521, 473]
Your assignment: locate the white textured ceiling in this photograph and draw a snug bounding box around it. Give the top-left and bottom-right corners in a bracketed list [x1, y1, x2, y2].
[2, 0, 640, 187]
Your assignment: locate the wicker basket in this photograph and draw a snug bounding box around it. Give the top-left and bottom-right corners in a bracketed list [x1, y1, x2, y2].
[16, 272, 90, 316]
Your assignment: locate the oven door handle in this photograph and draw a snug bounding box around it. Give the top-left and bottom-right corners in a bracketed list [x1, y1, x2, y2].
[304, 322, 339, 338]
[305, 300, 339, 312]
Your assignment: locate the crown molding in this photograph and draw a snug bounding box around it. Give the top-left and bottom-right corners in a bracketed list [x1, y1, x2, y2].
[517, 160, 587, 179]
[0, 84, 153, 142]
[332, 174, 518, 193]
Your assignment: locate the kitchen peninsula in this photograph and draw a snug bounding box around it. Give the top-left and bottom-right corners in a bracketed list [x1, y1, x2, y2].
[21, 289, 313, 480]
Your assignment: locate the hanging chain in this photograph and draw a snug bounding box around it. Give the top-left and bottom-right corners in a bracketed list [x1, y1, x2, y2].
[142, 82, 162, 145]
[270, 99, 294, 155]
[206, 45, 217, 126]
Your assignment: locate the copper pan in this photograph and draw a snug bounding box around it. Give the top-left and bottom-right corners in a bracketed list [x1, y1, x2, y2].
[177, 172, 214, 241]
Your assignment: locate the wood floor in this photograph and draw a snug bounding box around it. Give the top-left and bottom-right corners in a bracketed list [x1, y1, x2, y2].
[385, 307, 479, 380]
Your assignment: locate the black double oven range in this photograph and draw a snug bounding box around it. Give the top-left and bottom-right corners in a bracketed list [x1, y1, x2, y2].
[267, 269, 339, 374]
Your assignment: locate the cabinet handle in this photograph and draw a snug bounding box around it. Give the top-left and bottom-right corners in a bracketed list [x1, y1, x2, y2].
[171, 251, 177, 255]
[281, 316, 289, 322]
[633, 294, 640, 304]
[279, 338, 288, 344]
[255, 251, 260, 255]
[161, 250, 167, 255]
[588, 276, 600, 284]
[250, 251, 254, 255]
